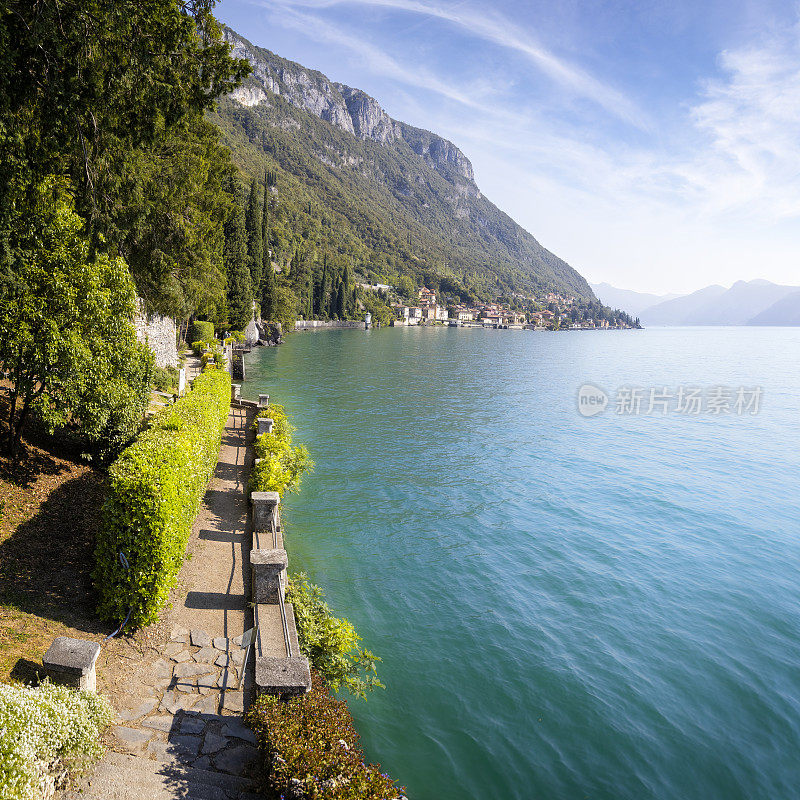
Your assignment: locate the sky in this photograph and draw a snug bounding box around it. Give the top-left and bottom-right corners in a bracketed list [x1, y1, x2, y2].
[215, 0, 800, 295]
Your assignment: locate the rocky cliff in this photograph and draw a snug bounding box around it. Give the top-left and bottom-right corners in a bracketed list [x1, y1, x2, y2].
[215, 27, 595, 301]
[224, 28, 475, 183]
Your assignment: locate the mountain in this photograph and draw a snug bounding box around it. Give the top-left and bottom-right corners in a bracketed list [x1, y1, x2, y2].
[639, 280, 800, 325]
[639, 285, 727, 325]
[210, 28, 594, 301]
[747, 289, 800, 325]
[590, 283, 680, 317]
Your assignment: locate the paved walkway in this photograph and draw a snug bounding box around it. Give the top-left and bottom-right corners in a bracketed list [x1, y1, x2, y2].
[60, 404, 261, 800]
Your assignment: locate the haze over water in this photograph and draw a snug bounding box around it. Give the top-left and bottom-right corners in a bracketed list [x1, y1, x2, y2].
[243, 326, 800, 800]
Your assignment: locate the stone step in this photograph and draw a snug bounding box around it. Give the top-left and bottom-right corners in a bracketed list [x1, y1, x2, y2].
[59, 751, 253, 800]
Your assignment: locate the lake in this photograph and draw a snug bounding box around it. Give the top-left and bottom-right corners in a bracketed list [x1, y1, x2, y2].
[242, 326, 800, 800]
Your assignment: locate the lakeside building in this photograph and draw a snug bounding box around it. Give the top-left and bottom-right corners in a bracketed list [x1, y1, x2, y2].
[423, 305, 448, 322]
[392, 305, 423, 325]
[418, 287, 436, 306]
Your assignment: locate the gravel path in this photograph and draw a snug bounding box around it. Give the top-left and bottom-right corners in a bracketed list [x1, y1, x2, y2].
[59, 404, 263, 800]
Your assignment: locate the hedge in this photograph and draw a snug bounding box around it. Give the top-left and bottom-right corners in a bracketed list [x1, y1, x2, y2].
[189, 320, 215, 344]
[93, 368, 231, 627]
[250, 405, 312, 497]
[245, 672, 406, 800]
[0, 681, 112, 800]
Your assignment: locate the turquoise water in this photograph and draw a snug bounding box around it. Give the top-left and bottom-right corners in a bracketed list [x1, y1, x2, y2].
[243, 327, 800, 800]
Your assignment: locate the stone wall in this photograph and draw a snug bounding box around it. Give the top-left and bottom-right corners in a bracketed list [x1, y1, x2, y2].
[134, 301, 178, 368]
[295, 320, 365, 330]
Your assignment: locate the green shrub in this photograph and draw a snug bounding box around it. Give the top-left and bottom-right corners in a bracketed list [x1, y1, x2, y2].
[289, 573, 382, 699]
[255, 404, 294, 444]
[0, 681, 113, 800]
[245, 672, 404, 800]
[250, 405, 312, 496]
[151, 365, 179, 393]
[93, 368, 231, 627]
[189, 320, 215, 344]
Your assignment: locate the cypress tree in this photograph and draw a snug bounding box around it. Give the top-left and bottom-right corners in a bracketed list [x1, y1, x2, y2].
[327, 268, 338, 319]
[245, 177, 263, 292]
[259, 171, 277, 320]
[336, 280, 345, 319]
[261, 259, 276, 322]
[261, 172, 272, 268]
[223, 177, 253, 331]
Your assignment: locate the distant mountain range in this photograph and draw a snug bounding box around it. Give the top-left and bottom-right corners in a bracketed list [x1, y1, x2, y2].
[593, 280, 800, 326]
[211, 27, 594, 301]
[590, 283, 681, 317]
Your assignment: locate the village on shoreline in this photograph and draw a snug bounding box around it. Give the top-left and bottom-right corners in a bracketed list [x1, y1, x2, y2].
[357, 284, 640, 330]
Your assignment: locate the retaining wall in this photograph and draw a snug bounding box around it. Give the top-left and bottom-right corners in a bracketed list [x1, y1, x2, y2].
[295, 320, 364, 330]
[134, 300, 178, 368]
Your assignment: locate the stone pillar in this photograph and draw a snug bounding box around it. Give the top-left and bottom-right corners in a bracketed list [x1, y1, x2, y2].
[251, 490, 280, 531]
[258, 393, 270, 408]
[42, 637, 101, 692]
[231, 384, 241, 403]
[257, 417, 274, 435]
[251, 548, 288, 603]
[255, 656, 312, 698]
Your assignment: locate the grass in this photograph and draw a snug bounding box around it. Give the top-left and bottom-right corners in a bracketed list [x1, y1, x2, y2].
[0, 388, 109, 683]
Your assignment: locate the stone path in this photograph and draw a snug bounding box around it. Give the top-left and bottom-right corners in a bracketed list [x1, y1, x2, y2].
[60, 404, 262, 800]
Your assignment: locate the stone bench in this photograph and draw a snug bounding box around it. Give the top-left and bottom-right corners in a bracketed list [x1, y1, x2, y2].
[42, 637, 100, 692]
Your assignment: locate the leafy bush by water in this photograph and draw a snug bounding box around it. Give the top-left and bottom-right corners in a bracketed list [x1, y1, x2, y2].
[94, 368, 231, 627]
[250, 405, 312, 496]
[245, 672, 404, 800]
[0, 681, 113, 800]
[289, 574, 382, 700]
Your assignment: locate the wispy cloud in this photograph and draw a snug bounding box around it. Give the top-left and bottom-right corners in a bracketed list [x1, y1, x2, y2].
[268, 6, 491, 111]
[264, 0, 649, 128]
[686, 24, 800, 218]
[231, 0, 800, 290]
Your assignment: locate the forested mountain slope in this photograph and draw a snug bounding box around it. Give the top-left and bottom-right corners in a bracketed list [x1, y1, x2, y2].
[210, 28, 594, 302]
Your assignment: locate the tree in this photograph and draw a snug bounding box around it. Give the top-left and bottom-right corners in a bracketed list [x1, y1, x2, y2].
[109, 116, 233, 319]
[0, 179, 152, 458]
[0, 0, 250, 316]
[223, 177, 253, 330]
[245, 177, 263, 291]
[273, 283, 300, 332]
[335, 280, 345, 319]
[261, 261, 277, 322]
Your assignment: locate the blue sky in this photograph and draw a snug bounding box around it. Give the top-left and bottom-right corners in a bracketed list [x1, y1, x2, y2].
[216, 0, 800, 294]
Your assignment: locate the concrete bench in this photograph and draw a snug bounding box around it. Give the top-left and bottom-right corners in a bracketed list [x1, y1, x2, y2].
[42, 637, 100, 692]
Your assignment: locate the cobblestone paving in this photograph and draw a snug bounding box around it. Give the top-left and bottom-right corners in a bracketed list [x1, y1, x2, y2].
[107, 626, 258, 774]
[59, 406, 262, 799]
